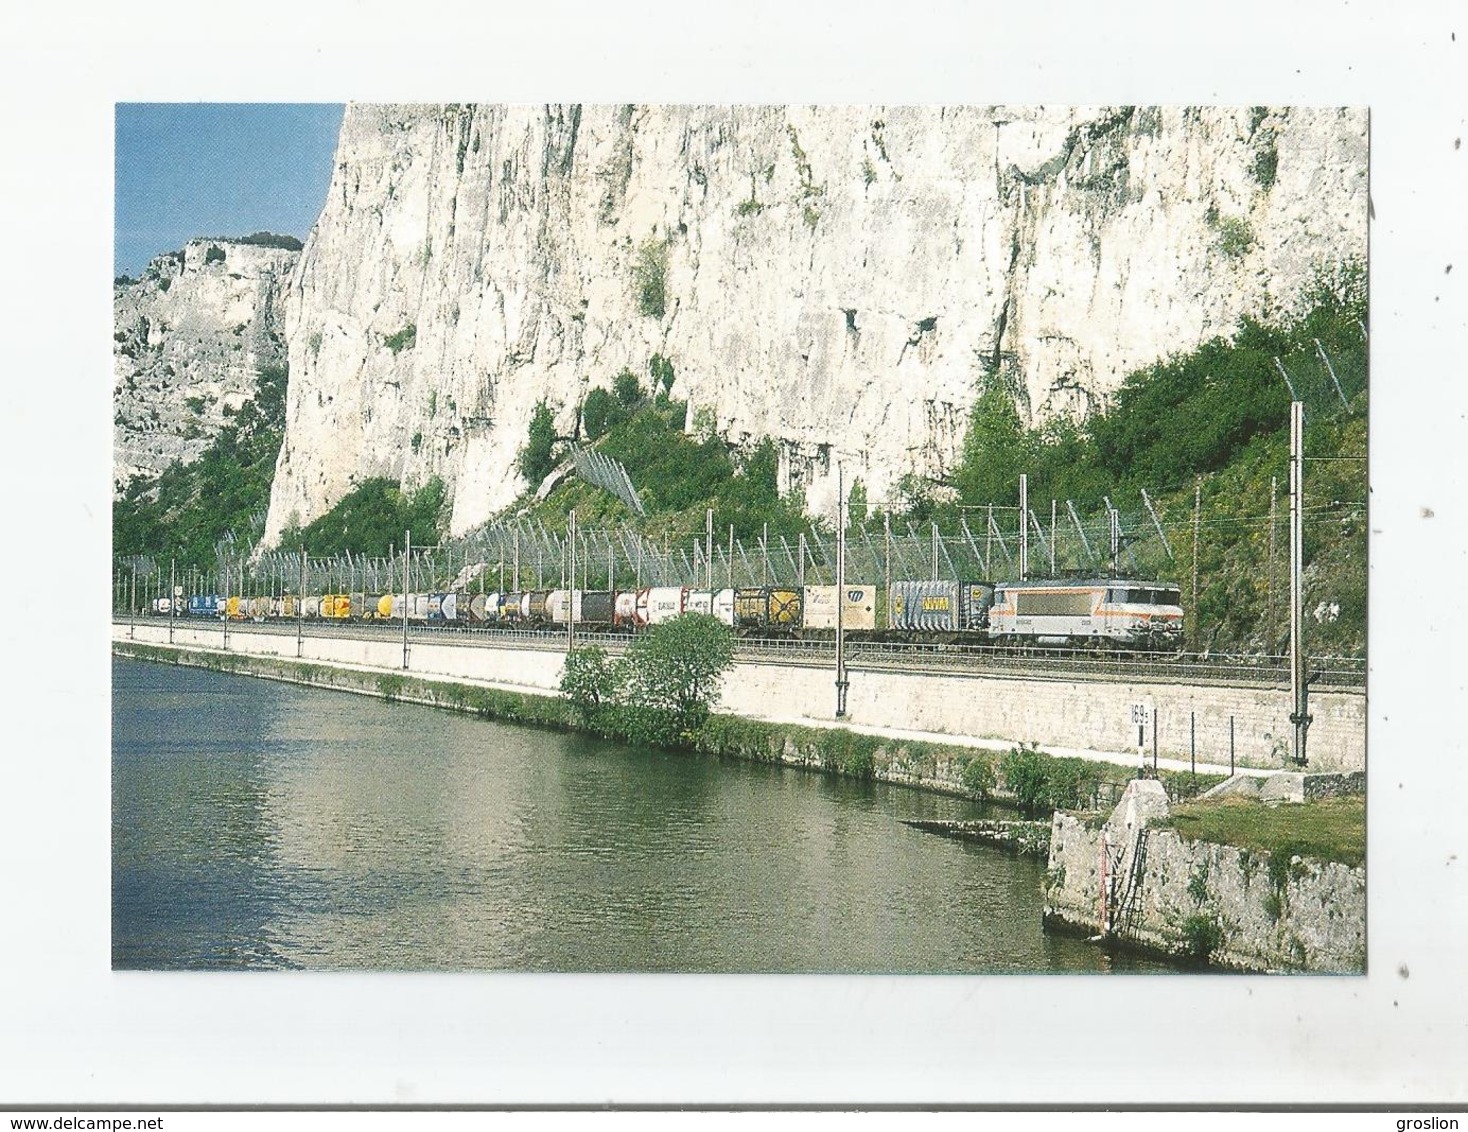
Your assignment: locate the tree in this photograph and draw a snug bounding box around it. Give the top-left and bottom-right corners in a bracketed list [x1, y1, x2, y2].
[581, 387, 618, 440]
[624, 613, 736, 732]
[517, 400, 560, 487]
[613, 368, 643, 408]
[292, 476, 445, 557]
[952, 382, 1032, 506]
[560, 646, 625, 725]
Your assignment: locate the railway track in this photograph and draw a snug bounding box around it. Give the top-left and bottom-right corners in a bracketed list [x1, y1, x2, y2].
[120, 615, 1365, 691]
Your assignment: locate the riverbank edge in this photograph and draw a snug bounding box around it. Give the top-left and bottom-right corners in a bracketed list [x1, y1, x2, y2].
[124, 641, 1309, 968]
[113, 638, 1026, 799]
[113, 638, 1225, 806]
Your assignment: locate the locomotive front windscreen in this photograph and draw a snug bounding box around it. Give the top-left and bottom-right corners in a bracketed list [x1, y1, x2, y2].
[1110, 587, 1182, 606]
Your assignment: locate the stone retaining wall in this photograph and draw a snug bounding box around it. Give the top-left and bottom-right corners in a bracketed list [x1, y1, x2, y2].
[115, 621, 1365, 772]
[1044, 782, 1366, 972]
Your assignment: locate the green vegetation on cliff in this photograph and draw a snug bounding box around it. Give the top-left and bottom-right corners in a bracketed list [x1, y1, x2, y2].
[516, 367, 811, 546]
[113, 362, 287, 572]
[514, 264, 1365, 654]
[276, 477, 446, 558]
[927, 261, 1368, 653]
[116, 262, 1365, 657]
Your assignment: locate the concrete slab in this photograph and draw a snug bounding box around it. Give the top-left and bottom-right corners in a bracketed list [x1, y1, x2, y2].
[1260, 772, 1307, 804]
[1198, 773, 1265, 801]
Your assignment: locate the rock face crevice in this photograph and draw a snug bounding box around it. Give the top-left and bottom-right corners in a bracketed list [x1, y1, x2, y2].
[113, 240, 297, 491]
[260, 104, 1367, 545]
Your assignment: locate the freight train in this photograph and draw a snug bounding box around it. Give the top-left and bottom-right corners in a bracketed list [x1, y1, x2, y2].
[154, 576, 1184, 650]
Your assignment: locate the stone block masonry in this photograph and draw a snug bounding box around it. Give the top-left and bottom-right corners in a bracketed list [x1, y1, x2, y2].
[719, 660, 1364, 773]
[115, 622, 1364, 773]
[1044, 781, 1365, 972]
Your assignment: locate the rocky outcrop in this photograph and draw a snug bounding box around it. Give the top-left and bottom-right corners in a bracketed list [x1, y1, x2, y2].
[114, 239, 296, 491]
[1044, 780, 1365, 972]
[261, 104, 1367, 544]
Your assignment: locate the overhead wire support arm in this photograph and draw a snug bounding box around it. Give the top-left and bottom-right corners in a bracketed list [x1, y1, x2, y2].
[960, 517, 986, 577]
[1065, 500, 1096, 565]
[1314, 338, 1351, 409]
[807, 526, 829, 568]
[1140, 489, 1174, 560]
[1027, 511, 1050, 559]
[937, 528, 960, 581]
[778, 534, 799, 581]
[985, 510, 1013, 570]
[1273, 357, 1298, 400]
[736, 537, 755, 585]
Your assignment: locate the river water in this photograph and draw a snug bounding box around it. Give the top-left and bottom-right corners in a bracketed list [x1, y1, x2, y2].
[112, 658, 1167, 972]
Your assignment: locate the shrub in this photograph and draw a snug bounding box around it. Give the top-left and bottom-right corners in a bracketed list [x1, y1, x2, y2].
[959, 753, 996, 801]
[999, 744, 1050, 815]
[816, 728, 880, 780]
[1187, 862, 1210, 905]
[648, 354, 675, 397]
[582, 386, 618, 440]
[1043, 756, 1092, 810]
[1251, 141, 1278, 190]
[633, 237, 668, 318]
[205, 245, 226, 265]
[517, 400, 560, 486]
[611, 368, 643, 409]
[692, 715, 783, 762]
[560, 646, 625, 725]
[995, 745, 1096, 814]
[1179, 912, 1223, 964]
[623, 612, 736, 733]
[1217, 216, 1254, 259]
[384, 324, 417, 354]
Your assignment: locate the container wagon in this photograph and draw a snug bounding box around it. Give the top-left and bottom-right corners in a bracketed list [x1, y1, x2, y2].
[734, 587, 803, 634]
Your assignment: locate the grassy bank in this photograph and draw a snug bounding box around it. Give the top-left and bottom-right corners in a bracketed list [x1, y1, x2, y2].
[1163, 794, 1365, 868]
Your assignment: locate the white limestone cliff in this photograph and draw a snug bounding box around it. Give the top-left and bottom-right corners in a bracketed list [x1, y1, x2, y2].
[261, 104, 1367, 544]
[114, 239, 296, 491]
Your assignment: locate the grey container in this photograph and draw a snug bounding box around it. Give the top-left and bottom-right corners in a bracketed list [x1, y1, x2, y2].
[888, 580, 994, 631]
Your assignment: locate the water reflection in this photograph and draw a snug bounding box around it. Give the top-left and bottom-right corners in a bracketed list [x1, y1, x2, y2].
[112, 659, 1169, 973]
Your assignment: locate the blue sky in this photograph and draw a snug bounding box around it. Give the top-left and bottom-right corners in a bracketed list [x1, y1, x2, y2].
[114, 103, 345, 278]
